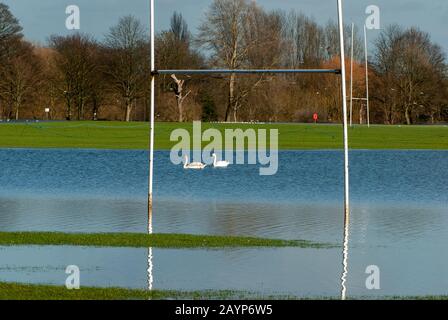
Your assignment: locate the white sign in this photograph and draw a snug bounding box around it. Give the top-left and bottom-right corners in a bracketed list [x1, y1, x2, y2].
[45, 108, 50, 113]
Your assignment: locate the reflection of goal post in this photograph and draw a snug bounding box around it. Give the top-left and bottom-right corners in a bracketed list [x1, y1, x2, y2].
[148, 0, 351, 299]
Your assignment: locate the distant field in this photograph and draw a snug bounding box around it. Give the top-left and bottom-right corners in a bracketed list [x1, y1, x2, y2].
[0, 121, 447, 150]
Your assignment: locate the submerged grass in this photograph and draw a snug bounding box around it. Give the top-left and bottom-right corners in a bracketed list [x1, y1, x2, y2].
[0, 121, 447, 150]
[0, 232, 332, 249]
[0, 282, 244, 300]
[1, 282, 447, 300]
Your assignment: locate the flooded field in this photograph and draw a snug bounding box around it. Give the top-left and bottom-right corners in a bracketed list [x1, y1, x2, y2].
[0, 149, 447, 297]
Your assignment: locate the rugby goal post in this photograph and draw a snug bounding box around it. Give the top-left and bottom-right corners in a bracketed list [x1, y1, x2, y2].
[148, 0, 351, 300]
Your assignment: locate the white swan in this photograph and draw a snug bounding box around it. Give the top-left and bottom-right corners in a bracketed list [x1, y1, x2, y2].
[183, 155, 207, 170]
[212, 153, 230, 168]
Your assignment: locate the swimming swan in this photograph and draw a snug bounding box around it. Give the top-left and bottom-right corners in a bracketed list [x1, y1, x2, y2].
[212, 153, 230, 168]
[183, 155, 207, 170]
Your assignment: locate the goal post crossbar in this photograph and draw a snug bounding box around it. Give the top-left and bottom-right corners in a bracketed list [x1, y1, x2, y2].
[153, 69, 341, 75]
[148, 0, 351, 301]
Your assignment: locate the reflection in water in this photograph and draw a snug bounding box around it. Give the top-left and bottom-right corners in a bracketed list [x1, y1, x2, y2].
[147, 247, 153, 292]
[1, 150, 448, 296]
[148, 204, 153, 235]
[340, 212, 350, 300]
[0, 246, 342, 297]
[1, 245, 448, 297]
[147, 205, 153, 292]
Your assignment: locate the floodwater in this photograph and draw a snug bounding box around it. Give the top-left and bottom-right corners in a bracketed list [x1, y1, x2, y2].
[0, 149, 447, 298]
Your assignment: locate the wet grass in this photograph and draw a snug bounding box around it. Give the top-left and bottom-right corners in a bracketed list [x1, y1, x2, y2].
[1, 282, 447, 300]
[0, 232, 333, 249]
[391, 296, 448, 300]
[0, 121, 447, 150]
[0, 282, 338, 300]
[0, 282, 246, 300]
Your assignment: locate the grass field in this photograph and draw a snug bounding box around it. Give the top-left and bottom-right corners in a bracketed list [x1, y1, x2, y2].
[0, 282, 250, 300]
[0, 121, 447, 150]
[0, 232, 331, 249]
[1, 282, 447, 300]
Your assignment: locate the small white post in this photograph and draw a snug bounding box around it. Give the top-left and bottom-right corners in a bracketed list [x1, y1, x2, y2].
[337, 0, 350, 301]
[350, 23, 354, 127]
[364, 25, 370, 128]
[149, 0, 155, 212]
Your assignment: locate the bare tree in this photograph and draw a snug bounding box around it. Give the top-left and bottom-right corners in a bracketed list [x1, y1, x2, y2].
[170, 74, 191, 122]
[197, 0, 251, 121]
[373, 25, 447, 124]
[105, 16, 148, 122]
[0, 41, 41, 120]
[50, 34, 99, 120]
[157, 12, 203, 70]
[0, 3, 22, 58]
[282, 12, 326, 68]
[171, 12, 189, 43]
[198, 0, 283, 122]
[323, 21, 362, 62]
[0, 3, 445, 125]
[0, 3, 24, 119]
[156, 13, 202, 121]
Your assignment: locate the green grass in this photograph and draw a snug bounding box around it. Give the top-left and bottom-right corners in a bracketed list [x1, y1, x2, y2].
[0, 232, 332, 249]
[390, 295, 448, 300]
[1, 282, 447, 300]
[0, 121, 447, 150]
[0, 282, 248, 300]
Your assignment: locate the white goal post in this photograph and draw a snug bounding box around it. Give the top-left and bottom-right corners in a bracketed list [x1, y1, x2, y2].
[148, 0, 351, 300]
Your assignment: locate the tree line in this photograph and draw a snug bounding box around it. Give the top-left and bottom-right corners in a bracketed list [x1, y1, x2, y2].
[0, 0, 446, 124]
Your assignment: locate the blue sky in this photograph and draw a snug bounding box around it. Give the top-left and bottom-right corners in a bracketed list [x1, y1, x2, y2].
[3, 0, 448, 53]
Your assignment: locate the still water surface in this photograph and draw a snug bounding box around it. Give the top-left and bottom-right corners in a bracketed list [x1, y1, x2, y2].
[0, 149, 447, 297]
